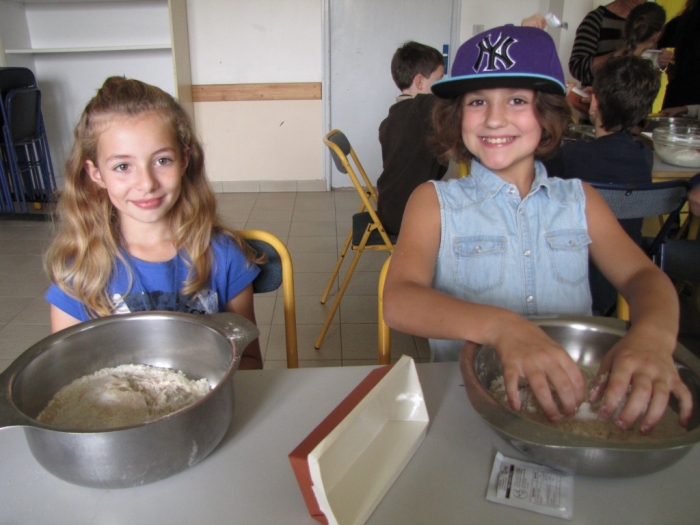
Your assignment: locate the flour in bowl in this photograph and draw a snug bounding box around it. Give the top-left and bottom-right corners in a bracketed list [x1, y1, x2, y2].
[37, 364, 211, 430]
[488, 371, 686, 441]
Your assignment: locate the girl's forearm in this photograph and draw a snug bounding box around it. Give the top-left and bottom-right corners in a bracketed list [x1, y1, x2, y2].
[383, 283, 515, 346]
[621, 267, 679, 351]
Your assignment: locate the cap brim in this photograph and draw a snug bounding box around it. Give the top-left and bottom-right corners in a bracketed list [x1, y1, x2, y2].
[431, 74, 565, 98]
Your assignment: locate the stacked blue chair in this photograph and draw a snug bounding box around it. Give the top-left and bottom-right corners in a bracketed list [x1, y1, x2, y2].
[0, 67, 56, 215]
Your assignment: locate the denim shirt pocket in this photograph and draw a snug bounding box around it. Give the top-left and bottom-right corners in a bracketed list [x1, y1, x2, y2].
[545, 229, 591, 285]
[453, 236, 507, 293]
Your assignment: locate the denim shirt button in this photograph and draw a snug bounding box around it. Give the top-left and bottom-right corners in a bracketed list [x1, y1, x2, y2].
[508, 187, 516, 195]
[523, 250, 531, 257]
[526, 295, 534, 302]
[474, 246, 482, 253]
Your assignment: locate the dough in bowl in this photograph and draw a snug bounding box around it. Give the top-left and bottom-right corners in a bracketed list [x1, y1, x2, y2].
[37, 364, 211, 431]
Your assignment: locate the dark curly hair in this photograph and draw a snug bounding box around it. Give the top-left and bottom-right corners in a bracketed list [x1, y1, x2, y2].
[430, 91, 572, 165]
[593, 55, 660, 132]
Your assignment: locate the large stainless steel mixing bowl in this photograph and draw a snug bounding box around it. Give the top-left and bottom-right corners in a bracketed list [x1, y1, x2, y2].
[460, 316, 700, 477]
[0, 311, 259, 488]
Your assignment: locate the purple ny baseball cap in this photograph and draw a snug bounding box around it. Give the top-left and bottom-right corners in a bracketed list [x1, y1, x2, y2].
[431, 25, 566, 98]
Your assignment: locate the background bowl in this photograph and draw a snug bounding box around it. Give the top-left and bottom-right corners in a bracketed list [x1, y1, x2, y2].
[563, 124, 595, 143]
[460, 316, 700, 477]
[653, 126, 700, 168]
[0, 311, 259, 488]
[643, 116, 700, 133]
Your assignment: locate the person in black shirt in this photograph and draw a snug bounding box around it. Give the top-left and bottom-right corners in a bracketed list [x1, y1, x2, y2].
[377, 41, 447, 235]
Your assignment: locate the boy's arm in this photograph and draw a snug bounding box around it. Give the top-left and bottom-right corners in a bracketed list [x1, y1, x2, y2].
[584, 183, 692, 433]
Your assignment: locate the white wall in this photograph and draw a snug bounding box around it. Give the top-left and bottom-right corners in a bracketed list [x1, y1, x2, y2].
[186, 0, 324, 189]
[188, 0, 599, 189]
[0, 1, 34, 69]
[187, 0, 322, 84]
[2, 0, 599, 191]
[457, 0, 594, 82]
[458, 0, 544, 38]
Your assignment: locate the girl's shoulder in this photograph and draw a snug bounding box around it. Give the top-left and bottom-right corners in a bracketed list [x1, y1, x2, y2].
[430, 172, 484, 211]
[210, 232, 246, 259]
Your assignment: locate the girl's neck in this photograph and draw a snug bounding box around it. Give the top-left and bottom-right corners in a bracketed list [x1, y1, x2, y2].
[489, 159, 537, 199]
[120, 219, 177, 262]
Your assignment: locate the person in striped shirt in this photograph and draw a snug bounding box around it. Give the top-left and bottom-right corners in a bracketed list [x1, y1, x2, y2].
[569, 0, 646, 86]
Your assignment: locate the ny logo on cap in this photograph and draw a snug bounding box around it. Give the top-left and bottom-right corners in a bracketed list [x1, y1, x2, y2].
[473, 33, 517, 72]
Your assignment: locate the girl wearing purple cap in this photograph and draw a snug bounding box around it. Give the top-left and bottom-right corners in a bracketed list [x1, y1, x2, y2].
[383, 25, 691, 434]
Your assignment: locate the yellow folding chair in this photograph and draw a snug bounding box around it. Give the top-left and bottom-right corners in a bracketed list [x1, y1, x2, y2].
[315, 130, 396, 349]
[240, 230, 298, 368]
[378, 255, 392, 364]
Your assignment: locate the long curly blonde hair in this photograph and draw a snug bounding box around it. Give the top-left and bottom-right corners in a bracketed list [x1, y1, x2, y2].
[45, 76, 261, 318]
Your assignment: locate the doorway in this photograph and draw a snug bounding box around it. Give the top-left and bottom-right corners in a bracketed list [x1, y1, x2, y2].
[325, 0, 457, 188]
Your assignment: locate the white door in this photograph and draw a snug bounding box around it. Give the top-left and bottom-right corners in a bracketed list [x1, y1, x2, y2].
[328, 0, 456, 188]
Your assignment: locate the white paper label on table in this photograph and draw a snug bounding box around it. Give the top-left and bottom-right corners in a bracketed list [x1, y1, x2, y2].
[486, 452, 574, 520]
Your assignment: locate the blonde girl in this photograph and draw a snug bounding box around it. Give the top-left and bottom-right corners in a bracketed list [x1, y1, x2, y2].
[45, 76, 264, 369]
[383, 25, 691, 433]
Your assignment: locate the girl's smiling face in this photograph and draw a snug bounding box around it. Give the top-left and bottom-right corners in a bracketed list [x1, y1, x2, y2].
[461, 87, 542, 183]
[85, 111, 188, 232]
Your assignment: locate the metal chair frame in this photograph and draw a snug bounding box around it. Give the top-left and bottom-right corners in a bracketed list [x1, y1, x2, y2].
[590, 179, 689, 320]
[0, 67, 56, 214]
[3, 87, 56, 205]
[240, 229, 299, 368]
[315, 129, 395, 349]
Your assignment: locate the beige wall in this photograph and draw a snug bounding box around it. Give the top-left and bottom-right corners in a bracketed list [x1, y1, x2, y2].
[187, 0, 597, 191]
[187, 0, 324, 190]
[195, 99, 324, 192]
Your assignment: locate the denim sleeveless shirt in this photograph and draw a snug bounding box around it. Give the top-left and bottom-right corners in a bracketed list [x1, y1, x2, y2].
[429, 160, 592, 361]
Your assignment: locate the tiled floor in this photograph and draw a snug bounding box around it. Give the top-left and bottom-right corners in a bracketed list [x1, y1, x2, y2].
[1, 190, 697, 373]
[0, 190, 430, 372]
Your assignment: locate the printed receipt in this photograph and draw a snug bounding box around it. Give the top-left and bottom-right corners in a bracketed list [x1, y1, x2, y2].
[486, 452, 574, 520]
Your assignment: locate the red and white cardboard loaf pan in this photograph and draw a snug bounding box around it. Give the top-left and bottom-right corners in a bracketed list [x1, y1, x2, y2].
[289, 355, 429, 525]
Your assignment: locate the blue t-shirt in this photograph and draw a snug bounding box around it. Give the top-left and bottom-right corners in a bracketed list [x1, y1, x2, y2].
[46, 235, 260, 321]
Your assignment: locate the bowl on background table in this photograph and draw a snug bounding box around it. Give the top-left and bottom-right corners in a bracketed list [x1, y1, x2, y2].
[643, 116, 700, 133]
[652, 126, 700, 168]
[563, 124, 595, 143]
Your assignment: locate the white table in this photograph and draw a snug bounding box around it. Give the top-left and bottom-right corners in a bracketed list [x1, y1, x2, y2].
[652, 152, 698, 180]
[1, 362, 698, 524]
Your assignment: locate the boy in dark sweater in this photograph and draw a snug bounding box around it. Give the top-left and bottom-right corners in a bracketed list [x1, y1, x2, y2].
[377, 41, 447, 235]
[545, 54, 661, 239]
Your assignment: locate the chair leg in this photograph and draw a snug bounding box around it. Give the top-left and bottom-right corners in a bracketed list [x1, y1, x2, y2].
[617, 293, 630, 322]
[281, 259, 299, 369]
[378, 256, 392, 365]
[321, 228, 353, 304]
[315, 228, 371, 349]
[689, 215, 699, 241]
